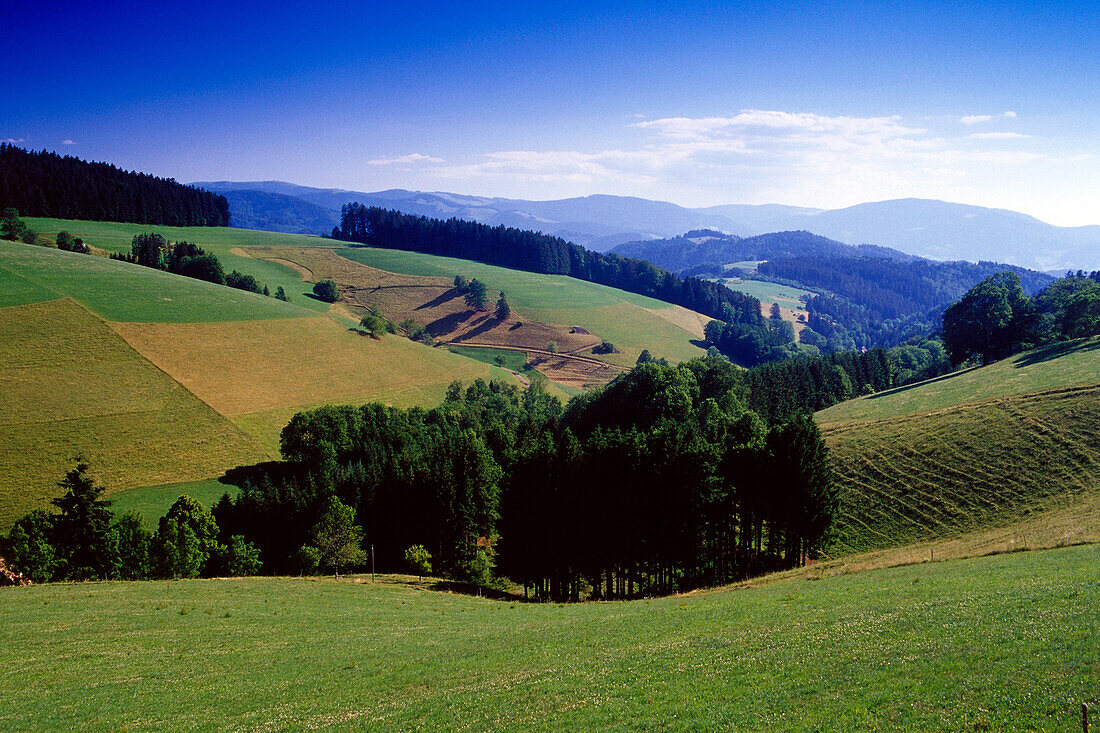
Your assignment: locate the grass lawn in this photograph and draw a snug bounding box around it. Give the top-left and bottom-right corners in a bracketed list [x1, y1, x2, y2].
[0, 544, 1095, 731]
[720, 277, 813, 309]
[818, 337, 1100, 425]
[0, 299, 267, 529]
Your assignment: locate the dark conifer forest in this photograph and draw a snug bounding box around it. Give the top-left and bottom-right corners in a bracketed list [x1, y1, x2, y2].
[0, 144, 229, 226]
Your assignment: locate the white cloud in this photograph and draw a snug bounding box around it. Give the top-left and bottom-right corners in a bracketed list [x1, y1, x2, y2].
[1004, 111, 1017, 118]
[960, 115, 993, 125]
[970, 132, 1030, 140]
[4, 137, 25, 144]
[62, 139, 75, 145]
[633, 110, 923, 141]
[367, 153, 444, 166]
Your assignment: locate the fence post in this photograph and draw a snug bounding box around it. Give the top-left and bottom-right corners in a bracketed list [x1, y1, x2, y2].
[1084, 702, 1089, 733]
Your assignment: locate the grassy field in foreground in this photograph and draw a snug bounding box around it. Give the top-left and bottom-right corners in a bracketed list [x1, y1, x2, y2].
[339, 246, 708, 364]
[818, 337, 1100, 425]
[0, 299, 267, 529]
[1, 545, 1095, 731]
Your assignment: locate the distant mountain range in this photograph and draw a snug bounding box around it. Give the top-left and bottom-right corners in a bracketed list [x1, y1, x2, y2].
[193, 180, 1100, 271]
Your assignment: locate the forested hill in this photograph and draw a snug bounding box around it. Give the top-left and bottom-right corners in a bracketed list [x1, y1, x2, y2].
[333, 204, 765, 327]
[0, 144, 229, 226]
[766, 256, 1053, 349]
[611, 230, 913, 273]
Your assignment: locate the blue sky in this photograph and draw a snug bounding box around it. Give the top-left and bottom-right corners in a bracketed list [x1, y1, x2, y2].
[4, 1, 1099, 224]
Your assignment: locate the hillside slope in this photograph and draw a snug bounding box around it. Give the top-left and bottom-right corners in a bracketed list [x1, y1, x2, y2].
[0, 241, 505, 527]
[820, 338, 1100, 554]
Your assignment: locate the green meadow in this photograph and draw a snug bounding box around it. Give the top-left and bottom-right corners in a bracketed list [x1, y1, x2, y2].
[818, 336, 1100, 425]
[0, 545, 1094, 731]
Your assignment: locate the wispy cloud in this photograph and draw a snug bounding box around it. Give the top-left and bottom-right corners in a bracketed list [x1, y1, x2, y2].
[632, 110, 924, 141]
[62, 139, 75, 145]
[960, 115, 993, 125]
[1003, 111, 1017, 118]
[4, 137, 26, 144]
[367, 153, 443, 166]
[970, 132, 1030, 140]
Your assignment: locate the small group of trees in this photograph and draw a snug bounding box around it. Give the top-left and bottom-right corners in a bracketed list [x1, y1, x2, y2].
[0, 463, 262, 583]
[110, 233, 287, 299]
[452, 275, 489, 310]
[942, 270, 1100, 365]
[1, 207, 37, 244]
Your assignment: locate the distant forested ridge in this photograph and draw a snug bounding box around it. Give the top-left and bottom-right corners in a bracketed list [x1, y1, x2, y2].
[0, 144, 229, 226]
[611, 230, 913, 273]
[333, 204, 764, 327]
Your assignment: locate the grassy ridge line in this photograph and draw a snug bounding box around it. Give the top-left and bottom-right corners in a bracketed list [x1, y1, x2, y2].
[0, 545, 1094, 731]
[0, 298, 269, 528]
[818, 337, 1100, 425]
[825, 383, 1100, 554]
[0, 241, 316, 323]
[24, 217, 334, 249]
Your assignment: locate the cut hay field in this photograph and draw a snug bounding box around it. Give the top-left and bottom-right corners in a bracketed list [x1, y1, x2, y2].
[819, 337, 1100, 556]
[0, 299, 267, 528]
[24, 217, 333, 250]
[0, 545, 1095, 731]
[721, 277, 811, 333]
[338, 246, 710, 365]
[110, 316, 495, 455]
[818, 337, 1100, 425]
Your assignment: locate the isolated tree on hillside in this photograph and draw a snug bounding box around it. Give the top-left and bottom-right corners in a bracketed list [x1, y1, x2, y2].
[313, 279, 339, 303]
[464, 278, 488, 310]
[496, 291, 511, 319]
[305, 496, 365, 576]
[1, 207, 27, 241]
[274, 286, 288, 301]
[51, 462, 113, 580]
[404, 544, 432, 581]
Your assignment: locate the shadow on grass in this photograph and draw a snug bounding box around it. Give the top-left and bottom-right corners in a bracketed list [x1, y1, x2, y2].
[416, 288, 463, 310]
[1012, 338, 1100, 368]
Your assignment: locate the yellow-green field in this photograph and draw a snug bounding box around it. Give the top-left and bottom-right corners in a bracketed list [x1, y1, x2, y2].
[0, 299, 268, 527]
[0, 240, 519, 528]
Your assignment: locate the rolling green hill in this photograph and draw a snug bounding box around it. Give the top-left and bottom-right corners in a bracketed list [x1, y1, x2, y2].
[820, 338, 1100, 555]
[0, 545, 1094, 731]
[0, 241, 510, 528]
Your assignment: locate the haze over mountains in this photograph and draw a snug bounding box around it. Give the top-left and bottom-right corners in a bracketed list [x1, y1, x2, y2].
[195, 180, 1100, 272]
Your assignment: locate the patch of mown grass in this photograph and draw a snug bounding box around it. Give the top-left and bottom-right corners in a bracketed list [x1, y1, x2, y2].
[0, 545, 1094, 731]
[825, 384, 1100, 554]
[721, 277, 813, 309]
[340, 247, 707, 363]
[0, 299, 268, 529]
[109, 478, 239, 529]
[446, 345, 582, 402]
[110, 316, 502, 425]
[0, 241, 314, 323]
[0, 263, 59, 307]
[818, 337, 1100, 425]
